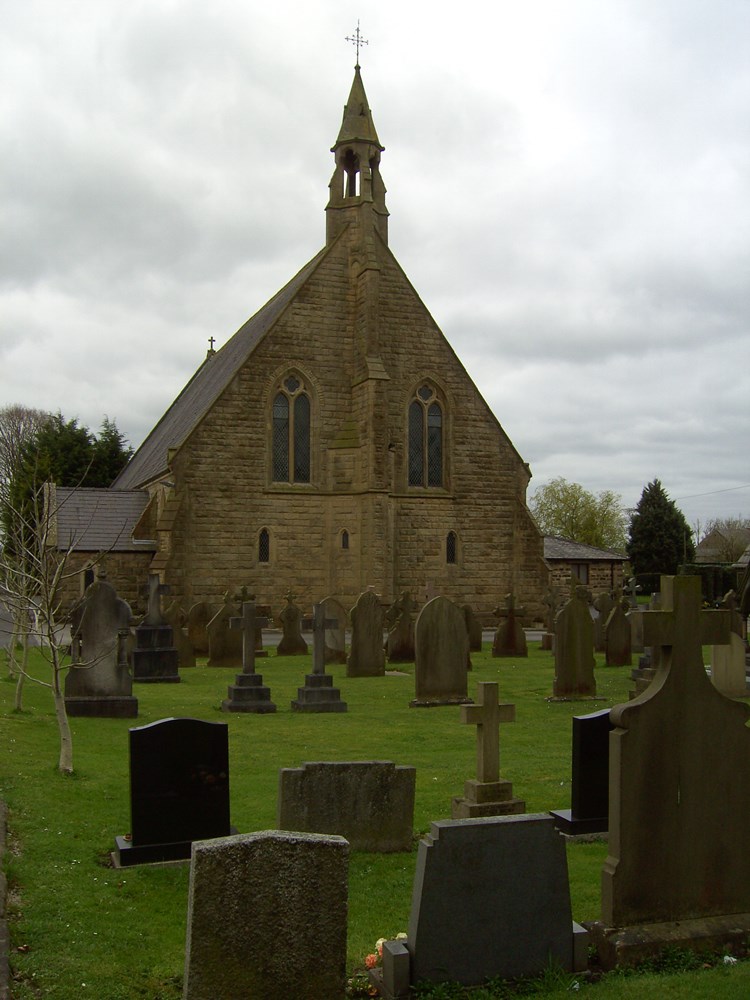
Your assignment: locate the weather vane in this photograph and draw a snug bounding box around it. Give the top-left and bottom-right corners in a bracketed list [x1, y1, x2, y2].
[345, 20, 368, 67]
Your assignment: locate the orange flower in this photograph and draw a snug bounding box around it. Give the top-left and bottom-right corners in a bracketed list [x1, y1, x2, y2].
[365, 953, 378, 969]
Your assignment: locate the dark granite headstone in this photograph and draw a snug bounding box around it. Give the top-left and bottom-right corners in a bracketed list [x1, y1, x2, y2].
[113, 718, 232, 866]
[550, 709, 612, 835]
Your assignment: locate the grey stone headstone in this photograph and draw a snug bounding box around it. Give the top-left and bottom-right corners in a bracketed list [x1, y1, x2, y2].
[412, 596, 470, 705]
[206, 601, 242, 668]
[553, 588, 596, 698]
[322, 596, 347, 664]
[184, 830, 349, 1000]
[186, 602, 214, 655]
[604, 599, 632, 667]
[347, 590, 385, 677]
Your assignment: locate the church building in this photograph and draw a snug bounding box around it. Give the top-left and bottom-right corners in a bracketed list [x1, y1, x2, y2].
[64, 65, 548, 620]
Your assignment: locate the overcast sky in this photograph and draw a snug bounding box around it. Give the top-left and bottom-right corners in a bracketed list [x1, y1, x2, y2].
[1, 0, 748, 530]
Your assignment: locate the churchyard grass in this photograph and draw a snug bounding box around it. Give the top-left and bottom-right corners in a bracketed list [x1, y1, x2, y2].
[1, 642, 747, 998]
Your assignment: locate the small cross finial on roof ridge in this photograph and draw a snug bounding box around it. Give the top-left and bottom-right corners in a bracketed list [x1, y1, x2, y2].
[345, 20, 368, 67]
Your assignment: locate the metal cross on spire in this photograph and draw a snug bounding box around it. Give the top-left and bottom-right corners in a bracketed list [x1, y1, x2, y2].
[345, 20, 368, 67]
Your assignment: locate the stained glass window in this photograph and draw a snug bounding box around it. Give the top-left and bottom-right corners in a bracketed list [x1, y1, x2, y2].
[408, 385, 443, 488]
[271, 376, 310, 484]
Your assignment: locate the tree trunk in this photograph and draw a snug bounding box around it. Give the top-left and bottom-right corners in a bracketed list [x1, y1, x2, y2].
[12, 628, 30, 712]
[51, 656, 73, 774]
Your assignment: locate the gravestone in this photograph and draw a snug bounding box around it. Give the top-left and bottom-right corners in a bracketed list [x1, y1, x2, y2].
[462, 604, 483, 652]
[491, 592, 528, 658]
[550, 709, 612, 836]
[163, 599, 196, 668]
[186, 601, 214, 655]
[452, 681, 524, 818]
[377, 815, 586, 993]
[278, 761, 415, 852]
[411, 596, 471, 707]
[347, 589, 385, 677]
[710, 590, 747, 698]
[277, 590, 308, 655]
[113, 718, 232, 866]
[629, 592, 661, 698]
[184, 831, 349, 1000]
[292, 603, 347, 712]
[385, 591, 417, 663]
[591, 575, 749, 968]
[604, 598, 632, 667]
[593, 592, 615, 653]
[132, 574, 180, 683]
[221, 602, 276, 713]
[65, 571, 138, 718]
[206, 593, 242, 667]
[552, 586, 596, 699]
[541, 585, 562, 651]
[322, 596, 347, 664]
[629, 606, 645, 655]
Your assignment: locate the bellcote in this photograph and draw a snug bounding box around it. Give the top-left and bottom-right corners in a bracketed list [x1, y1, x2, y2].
[326, 66, 389, 246]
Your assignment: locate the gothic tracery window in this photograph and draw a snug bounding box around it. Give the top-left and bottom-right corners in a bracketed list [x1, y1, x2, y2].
[272, 375, 311, 483]
[408, 384, 443, 487]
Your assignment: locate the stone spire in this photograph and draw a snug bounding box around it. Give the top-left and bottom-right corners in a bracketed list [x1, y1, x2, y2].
[326, 66, 388, 245]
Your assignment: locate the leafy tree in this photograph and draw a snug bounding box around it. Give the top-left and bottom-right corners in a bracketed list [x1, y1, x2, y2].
[627, 479, 695, 578]
[0, 404, 51, 506]
[90, 416, 134, 485]
[529, 477, 627, 550]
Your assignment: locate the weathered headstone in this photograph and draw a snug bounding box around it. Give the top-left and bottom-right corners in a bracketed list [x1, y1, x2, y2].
[65, 571, 137, 718]
[184, 831, 349, 1000]
[541, 584, 562, 651]
[452, 681, 524, 818]
[186, 601, 214, 655]
[163, 599, 196, 669]
[604, 597, 632, 667]
[322, 596, 347, 664]
[292, 603, 347, 712]
[221, 602, 276, 713]
[550, 709, 612, 836]
[206, 593, 242, 667]
[552, 586, 596, 699]
[593, 592, 615, 653]
[278, 761, 415, 852]
[132, 574, 180, 683]
[347, 589, 385, 677]
[411, 596, 471, 706]
[591, 575, 748, 968]
[385, 591, 417, 663]
[491, 592, 528, 658]
[462, 603, 483, 652]
[113, 718, 232, 866]
[710, 590, 747, 698]
[277, 590, 308, 655]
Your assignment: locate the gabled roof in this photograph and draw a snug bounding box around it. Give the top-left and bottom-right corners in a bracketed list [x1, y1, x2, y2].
[54, 487, 153, 552]
[112, 247, 328, 490]
[544, 536, 627, 561]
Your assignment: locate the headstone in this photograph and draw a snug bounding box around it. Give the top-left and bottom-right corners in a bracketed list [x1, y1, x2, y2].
[550, 709, 613, 836]
[347, 589, 385, 677]
[276, 590, 308, 655]
[710, 590, 747, 698]
[113, 718, 232, 866]
[186, 601, 214, 655]
[591, 575, 749, 968]
[411, 596, 471, 707]
[292, 603, 347, 712]
[552, 586, 596, 699]
[385, 591, 417, 662]
[629, 606, 645, 655]
[278, 761, 415, 852]
[65, 571, 138, 718]
[593, 592, 615, 653]
[163, 599, 196, 668]
[462, 604, 483, 652]
[452, 681, 524, 818]
[184, 831, 349, 1000]
[604, 597, 632, 667]
[221, 602, 276, 713]
[623, 576, 642, 610]
[541, 585, 562, 651]
[132, 574, 180, 683]
[206, 593, 242, 667]
[322, 596, 347, 664]
[385, 815, 587, 991]
[491, 592, 528, 658]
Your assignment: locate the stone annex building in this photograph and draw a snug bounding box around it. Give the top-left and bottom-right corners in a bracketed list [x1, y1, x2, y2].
[57, 66, 549, 621]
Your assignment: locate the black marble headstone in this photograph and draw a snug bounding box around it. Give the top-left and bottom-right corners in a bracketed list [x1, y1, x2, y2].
[550, 708, 612, 836]
[113, 718, 232, 866]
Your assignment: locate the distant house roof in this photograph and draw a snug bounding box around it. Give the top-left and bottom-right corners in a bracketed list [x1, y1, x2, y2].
[695, 527, 750, 564]
[54, 487, 154, 552]
[112, 247, 329, 490]
[543, 536, 627, 562]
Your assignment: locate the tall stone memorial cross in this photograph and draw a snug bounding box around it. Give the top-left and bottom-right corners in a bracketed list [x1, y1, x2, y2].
[141, 573, 170, 626]
[292, 602, 347, 712]
[302, 603, 339, 675]
[229, 602, 269, 676]
[460, 681, 515, 784]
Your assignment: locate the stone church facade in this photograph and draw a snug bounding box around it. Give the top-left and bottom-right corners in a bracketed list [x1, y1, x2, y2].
[102, 67, 548, 621]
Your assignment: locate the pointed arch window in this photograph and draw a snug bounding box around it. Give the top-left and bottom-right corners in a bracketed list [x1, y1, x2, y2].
[408, 384, 443, 487]
[272, 375, 311, 483]
[446, 531, 457, 565]
[342, 148, 361, 197]
[341, 529, 350, 550]
[258, 528, 270, 563]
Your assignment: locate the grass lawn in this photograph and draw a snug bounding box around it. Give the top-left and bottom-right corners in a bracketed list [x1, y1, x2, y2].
[1, 642, 749, 998]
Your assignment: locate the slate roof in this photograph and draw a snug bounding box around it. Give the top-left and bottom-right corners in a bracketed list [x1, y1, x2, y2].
[112, 247, 328, 490]
[54, 487, 153, 552]
[543, 536, 627, 561]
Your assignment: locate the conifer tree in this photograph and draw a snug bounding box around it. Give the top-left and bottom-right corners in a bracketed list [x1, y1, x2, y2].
[627, 479, 694, 579]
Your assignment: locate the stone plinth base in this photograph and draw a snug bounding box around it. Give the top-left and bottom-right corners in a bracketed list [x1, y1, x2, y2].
[291, 673, 347, 713]
[410, 696, 473, 708]
[221, 673, 276, 713]
[451, 779, 525, 819]
[112, 829, 238, 868]
[550, 808, 607, 837]
[65, 696, 138, 718]
[368, 940, 411, 999]
[132, 627, 180, 683]
[587, 913, 750, 970]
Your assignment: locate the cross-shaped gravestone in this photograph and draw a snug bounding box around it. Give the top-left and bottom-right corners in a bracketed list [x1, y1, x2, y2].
[230, 602, 270, 675]
[302, 603, 339, 674]
[460, 681, 515, 784]
[142, 573, 170, 626]
[642, 579, 730, 654]
[624, 577, 642, 609]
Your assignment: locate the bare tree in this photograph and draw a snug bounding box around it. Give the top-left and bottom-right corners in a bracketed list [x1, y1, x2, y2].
[701, 516, 750, 563]
[0, 404, 50, 508]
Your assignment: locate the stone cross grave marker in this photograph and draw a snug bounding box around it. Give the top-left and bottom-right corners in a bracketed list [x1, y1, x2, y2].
[452, 681, 524, 818]
[492, 592, 527, 658]
[141, 573, 169, 626]
[133, 573, 180, 684]
[292, 603, 347, 712]
[302, 602, 339, 675]
[221, 602, 276, 713]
